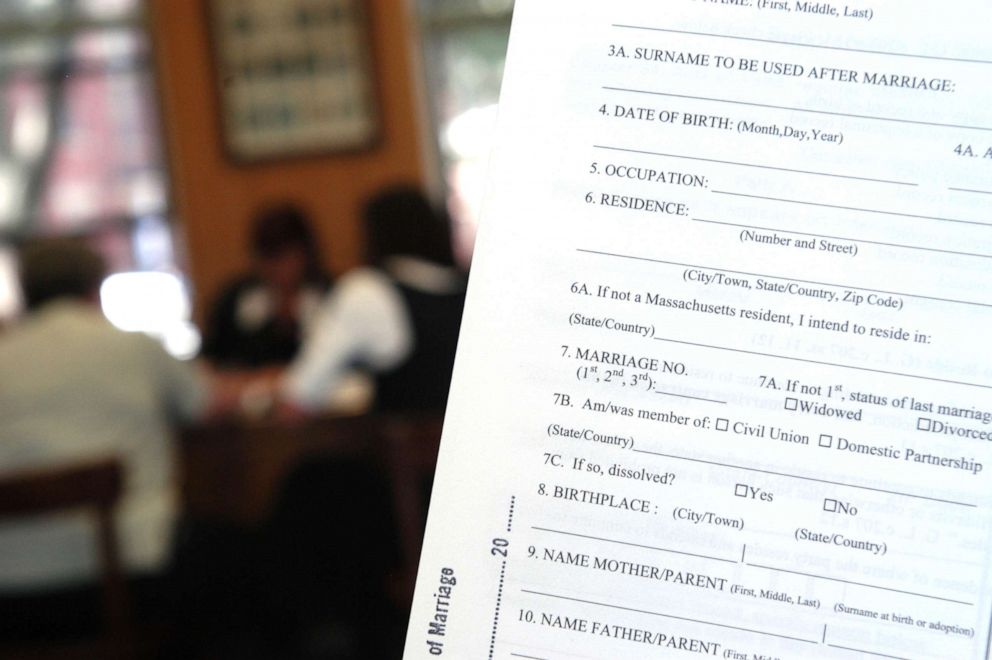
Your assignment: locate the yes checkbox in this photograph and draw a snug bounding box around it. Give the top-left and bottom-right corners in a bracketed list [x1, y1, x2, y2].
[819, 434, 833, 448]
[785, 398, 798, 411]
[734, 484, 748, 498]
[716, 418, 729, 432]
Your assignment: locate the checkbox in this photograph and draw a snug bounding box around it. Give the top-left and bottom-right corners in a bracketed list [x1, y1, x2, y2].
[823, 499, 838, 513]
[819, 434, 833, 448]
[716, 418, 729, 432]
[785, 398, 798, 411]
[734, 484, 748, 498]
[917, 417, 932, 432]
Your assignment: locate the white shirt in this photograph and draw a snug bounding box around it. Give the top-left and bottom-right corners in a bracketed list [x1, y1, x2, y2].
[0, 301, 207, 591]
[282, 257, 464, 410]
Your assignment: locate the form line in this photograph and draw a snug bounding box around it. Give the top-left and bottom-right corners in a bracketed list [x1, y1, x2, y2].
[576, 247, 992, 310]
[532, 526, 738, 564]
[749, 562, 973, 605]
[827, 644, 911, 660]
[950, 187, 992, 196]
[656, 389, 727, 405]
[711, 190, 992, 229]
[522, 589, 820, 644]
[653, 335, 992, 391]
[631, 447, 977, 508]
[592, 144, 917, 186]
[695, 218, 992, 260]
[610, 24, 992, 66]
[603, 86, 992, 133]
[510, 655, 549, 660]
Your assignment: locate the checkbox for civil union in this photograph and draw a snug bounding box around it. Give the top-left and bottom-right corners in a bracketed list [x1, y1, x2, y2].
[716, 418, 729, 432]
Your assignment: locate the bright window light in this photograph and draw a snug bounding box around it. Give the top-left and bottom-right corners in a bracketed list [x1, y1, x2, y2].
[100, 271, 200, 359]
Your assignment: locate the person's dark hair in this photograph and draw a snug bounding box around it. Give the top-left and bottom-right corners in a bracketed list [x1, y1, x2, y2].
[363, 186, 455, 267]
[250, 204, 324, 280]
[19, 238, 106, 311]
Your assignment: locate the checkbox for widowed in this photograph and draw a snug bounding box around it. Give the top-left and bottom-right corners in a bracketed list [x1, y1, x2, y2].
[819, 434, 833, 448]
[823, 499, 838, 513]
[917, 417, 932, 432]
[716, 418, 729, 432]
[734, 484, 748, 498]
[785, 397, 798, 411]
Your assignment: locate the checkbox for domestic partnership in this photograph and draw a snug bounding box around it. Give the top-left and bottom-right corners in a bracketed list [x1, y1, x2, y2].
[734, 484, 748, 498]
[785, 398, 798, 411]
[823, 499, 838, 513]
[716, 418, 729, 432]
[819, 434, 833, 448]
[917, 417, 932, 432]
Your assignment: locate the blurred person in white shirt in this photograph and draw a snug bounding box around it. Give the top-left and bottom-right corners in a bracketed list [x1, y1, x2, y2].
[0, 238, 219, 640]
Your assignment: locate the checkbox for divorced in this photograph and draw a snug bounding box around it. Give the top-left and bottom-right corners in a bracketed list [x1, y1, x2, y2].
[819, 434, 833, 448]
[823, 499, 838, 513]
[917, 417, 932, 432]
[716, 418, 729, 432]
[785, 398, 798, 411]
[734, 484, 748, 498]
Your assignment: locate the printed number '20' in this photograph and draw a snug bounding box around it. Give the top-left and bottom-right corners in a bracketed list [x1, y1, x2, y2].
[491, 538, 509, 558]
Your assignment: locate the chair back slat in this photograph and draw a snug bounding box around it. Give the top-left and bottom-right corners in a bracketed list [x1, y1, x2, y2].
[0, 461, 122, 517]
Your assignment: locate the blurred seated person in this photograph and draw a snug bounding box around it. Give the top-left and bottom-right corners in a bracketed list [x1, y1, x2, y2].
[203, 203, 332, 369]
[280, 185, 467, 415]
[0, 239, 220, 640]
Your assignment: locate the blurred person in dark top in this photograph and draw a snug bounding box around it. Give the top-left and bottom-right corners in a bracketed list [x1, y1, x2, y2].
[254, 186, 467, 657]
[280, 185, 467, 414]
[0, 238, 225, 641]
[203, 204, 332, 369]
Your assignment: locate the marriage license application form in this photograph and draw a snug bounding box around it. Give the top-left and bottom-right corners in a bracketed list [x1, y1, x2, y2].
[404, 1, 992, 658]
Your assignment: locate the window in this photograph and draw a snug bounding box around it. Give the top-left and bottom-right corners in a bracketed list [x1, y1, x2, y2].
[417, 0, 513, 264]
[0, 0, 197, 357]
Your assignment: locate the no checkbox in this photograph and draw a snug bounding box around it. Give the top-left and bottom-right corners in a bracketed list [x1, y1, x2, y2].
[716, 418, 729, 432]
[823, 499, 838, 513]
[785, 398, 798, 411]
[819, 434, 833, 448]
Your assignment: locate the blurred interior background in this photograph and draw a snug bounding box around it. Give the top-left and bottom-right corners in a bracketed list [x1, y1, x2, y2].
[0, 1, 516, 658]
[0, 0, 514, 339]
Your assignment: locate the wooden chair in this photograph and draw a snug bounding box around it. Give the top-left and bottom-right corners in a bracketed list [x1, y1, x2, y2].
[0, 460, 133, 660]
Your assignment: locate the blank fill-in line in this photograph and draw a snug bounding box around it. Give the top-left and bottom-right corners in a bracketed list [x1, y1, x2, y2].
[521, 589, 820, 644]
[576, 247, 992, 310]
[827, 644, 911, 660]
[510, 654, 549, 660]
[652, 334, 992, 392]
[950, 187, 992, 196]
[711, 190, 992, 228]
[656, 389, 727, 405]
[695, 218, 992, 260]
[603, 86, 992, 133]
[631, 447, 977, 508]
[531, 526, 738, 564]
[592, 144, 918, 186]
[610, 24, 992, 66]
[749, 562, 974, 606]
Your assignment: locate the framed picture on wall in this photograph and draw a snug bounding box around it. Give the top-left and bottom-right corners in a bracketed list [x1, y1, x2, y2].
[208, 0, 379, 161]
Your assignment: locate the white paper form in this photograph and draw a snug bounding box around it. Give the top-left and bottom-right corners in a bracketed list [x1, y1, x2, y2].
[404, 2, 992, 658]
